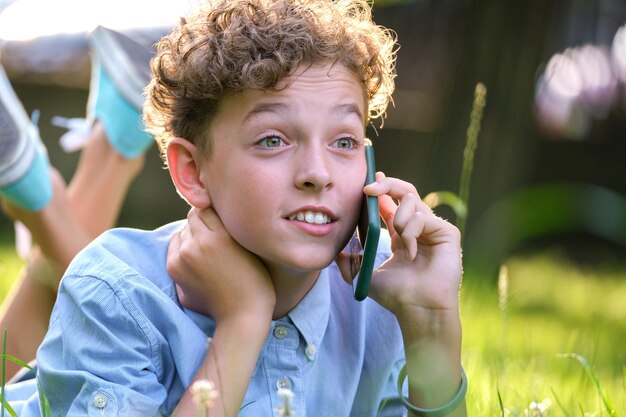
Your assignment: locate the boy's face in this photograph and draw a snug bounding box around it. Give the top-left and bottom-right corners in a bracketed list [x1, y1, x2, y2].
[198, 63, 367, 276]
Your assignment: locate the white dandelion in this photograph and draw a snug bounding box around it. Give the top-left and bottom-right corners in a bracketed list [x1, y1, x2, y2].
[274, 387, 296, 416]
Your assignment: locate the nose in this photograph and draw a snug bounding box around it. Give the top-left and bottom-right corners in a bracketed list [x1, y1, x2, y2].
[293, 145, 333, 192]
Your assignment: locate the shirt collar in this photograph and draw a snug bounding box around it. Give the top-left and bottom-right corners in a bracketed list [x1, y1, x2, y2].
[287, 267, 331, 347]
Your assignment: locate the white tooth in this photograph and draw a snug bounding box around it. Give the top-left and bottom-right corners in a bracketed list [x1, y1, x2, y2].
[297, 212, 305, 221]
[304, 211, 315, 223]
[289, 214, 296, 220]
[314, 213, 326, 224]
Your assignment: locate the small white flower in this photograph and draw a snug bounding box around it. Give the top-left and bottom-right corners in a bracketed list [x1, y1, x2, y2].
[275, 388, 296, 416]
[525, 398, 552, 417]
[277, 388, 294, 402]
[191, 379, 219, 409]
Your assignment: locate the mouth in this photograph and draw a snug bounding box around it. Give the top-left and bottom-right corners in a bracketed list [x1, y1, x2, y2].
[287, 210, 335, 225]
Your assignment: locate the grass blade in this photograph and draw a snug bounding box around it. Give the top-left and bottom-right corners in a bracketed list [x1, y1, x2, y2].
[38, 379, 51, 417]
[376, 398, 389, 417]
[560, 353, 618, 416]
[240, 401, 255, 411]
[423, 191, 467, 220]
[2, 354, 33, 370]
[496, 387, 505, 417]
[0, 397, 18, 417]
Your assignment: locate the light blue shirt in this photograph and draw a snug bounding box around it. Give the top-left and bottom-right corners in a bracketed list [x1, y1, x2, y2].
[5, 221, 408, 416]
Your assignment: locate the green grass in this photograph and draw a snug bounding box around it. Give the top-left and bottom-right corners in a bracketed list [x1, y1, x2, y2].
[463, 248, 626, 415]
[0, 238, 625, 415]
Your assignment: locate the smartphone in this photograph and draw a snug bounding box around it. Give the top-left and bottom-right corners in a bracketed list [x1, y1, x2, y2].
[351, 138, 381, 301]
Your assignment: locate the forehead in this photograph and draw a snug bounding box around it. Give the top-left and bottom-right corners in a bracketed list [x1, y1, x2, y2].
[218, 63, 368, 125]
[275, 63, 366, 97]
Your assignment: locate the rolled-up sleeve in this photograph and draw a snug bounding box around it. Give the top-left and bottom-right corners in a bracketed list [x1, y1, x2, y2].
[36, 272, 168, 417]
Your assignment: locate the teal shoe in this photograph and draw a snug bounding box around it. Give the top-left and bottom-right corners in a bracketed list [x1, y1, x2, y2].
[0, 65, 52, 211]
[87, 26, 156, 159]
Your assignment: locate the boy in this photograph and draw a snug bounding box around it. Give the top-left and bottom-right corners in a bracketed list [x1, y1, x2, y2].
[13, 0, 466, 416]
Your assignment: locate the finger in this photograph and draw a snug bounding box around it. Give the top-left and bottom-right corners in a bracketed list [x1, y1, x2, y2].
[365, 175, 434, 215]
[367, 172, 397, 234]
[178, 220, 190, 245]
[185, 209, 198, 235]
[398, 212, 426, 261]
[168, 228, 181, 257]
[391, 193, 421, 235]
[415, 212, 461, 247]
[364, 173, 419, 200]
[195, 206, 224, 231]
[377, 193, 398, 236]
[178, 216, 201, 261]
[393, 211, 460, 262]
[391, 194, 423, 260]
[334, 252, 355, 285]
[366, 175, 435, 234]
[165, 229, 182, 277]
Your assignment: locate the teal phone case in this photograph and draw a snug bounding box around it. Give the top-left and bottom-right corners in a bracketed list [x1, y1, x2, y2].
[353, 140, 381, 301]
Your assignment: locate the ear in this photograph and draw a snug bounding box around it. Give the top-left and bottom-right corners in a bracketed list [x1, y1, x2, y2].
[166, 138, 211, 209]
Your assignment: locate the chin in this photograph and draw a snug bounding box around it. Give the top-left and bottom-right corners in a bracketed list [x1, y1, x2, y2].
[266, 248, 340, 275]
[292, 255, 338, 272]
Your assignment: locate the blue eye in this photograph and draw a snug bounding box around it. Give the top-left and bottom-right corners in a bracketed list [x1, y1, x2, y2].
[257, 136, 285, 148]
[332, 137, 357, 149]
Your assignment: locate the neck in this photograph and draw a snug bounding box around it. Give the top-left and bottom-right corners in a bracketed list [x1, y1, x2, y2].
[267, 265, 320, 319]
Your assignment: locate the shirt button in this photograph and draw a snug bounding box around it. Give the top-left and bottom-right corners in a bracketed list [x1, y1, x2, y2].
[305, 344, 317, 361]
[93, 393, 107, 408]
[276, 377, 292, 390]
[274, 325, 288, 339]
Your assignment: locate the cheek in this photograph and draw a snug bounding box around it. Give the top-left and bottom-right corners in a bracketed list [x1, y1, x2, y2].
[213, 159, 277, 205]
[347, 161, 368, 209]
[212, 170, 280, 240]
[341, 169, 369, 230]
[214, 193, 266, 254]
[346, 188, 365, 235]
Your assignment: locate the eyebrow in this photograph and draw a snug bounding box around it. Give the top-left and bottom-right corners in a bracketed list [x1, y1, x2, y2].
[332, 103, 364, 123]
[242, 102, 288, 124]
[242, 102, 364, 124]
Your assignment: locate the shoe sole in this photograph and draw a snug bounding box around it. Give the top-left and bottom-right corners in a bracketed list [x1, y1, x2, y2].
[89, 26, 154, 111]
[0, 65, 38, 188]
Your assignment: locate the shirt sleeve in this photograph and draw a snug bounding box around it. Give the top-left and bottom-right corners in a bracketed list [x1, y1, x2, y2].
[36, 272, 168, 417]
[374, 357, 408, 417]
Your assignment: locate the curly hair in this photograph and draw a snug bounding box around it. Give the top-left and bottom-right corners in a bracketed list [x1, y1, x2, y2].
[143, 0, 397, 159]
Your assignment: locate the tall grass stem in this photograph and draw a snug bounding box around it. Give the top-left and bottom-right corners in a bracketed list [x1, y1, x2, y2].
[458, 82, 487, 240]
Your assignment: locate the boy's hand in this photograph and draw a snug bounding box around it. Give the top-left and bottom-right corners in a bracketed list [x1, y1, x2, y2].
[169, 208, 276, 417]
[363, 172, 462, 331]
[167, 207, 276, 324]
[363, 173, 465, 415]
